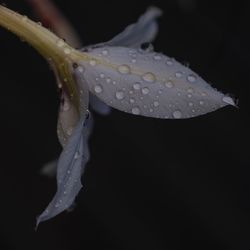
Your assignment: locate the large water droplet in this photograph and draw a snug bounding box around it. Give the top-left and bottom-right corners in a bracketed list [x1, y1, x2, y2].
[118, 65, 131, 74]
[132, 107, 140, 115]
[142, 87, 149, 95]
[115, 91, 125, 100]
[142, 72, 156, 83]
[94, 85, 103, 94]
[173, 110, 182, 119]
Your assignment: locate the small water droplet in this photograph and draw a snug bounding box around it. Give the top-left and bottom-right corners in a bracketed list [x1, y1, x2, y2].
[115, 91, 125, 100]
[132, 107, 140, 115]
[133, 83, 141, 90]
[187, 88, 194, 93]
[165, 80, 174, 88]
[66, 127, 73, 136]
[94, 85, 103, 94]
[74, 151, 80, 159]
[57, 39, 64, 47]
[89, 59, 97, 66]
[131, 59, 137, 63]
[63, 102, 70, 111]
[166, 59, 173, 66]
[64, 48, 71, 54]
[142, 72, 156, 83]
[173, 110, 182, 119]
[21, 15, 28, 22]
[106, 78, 111, 83]
[188, 102, 194, 107]
[222, 96, 235, 105]
[142, 87, 149, 95]
[118, 65, 131, 74]
[201, 92, 207, 97]
[187, 94, 192, 98]
[175, 72, 183, 78]
[113, 81, 116, 85]
[130, 98, 135, 103]
[199, 101, 204, 105]
[153, 101, 160, 107]
[154, 55, 162, 60]
[102, 49, 108, 55]
[187, 74, 197, 83]
[100, 73, 105, 78]
[78, 66, 84, 72]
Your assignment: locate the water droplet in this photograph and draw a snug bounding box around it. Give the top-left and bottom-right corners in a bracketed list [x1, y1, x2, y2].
[187, 94, 192, 98]
[175, 72, 183, 78]
[130, 98, 135, 103]
[89, 59, 97, 66]
[78, 66, 84, 72]
[165, 80, 174, 88]
[188, 102, 194, 107]
[173, 110, 182, 119]
[187, 74, 197, 83]
[102, 49, 108, 55]
[154, 55, 162, 60]
[115, 91, 125, 100]
[63, 101, 70, 111]
[142, 72, 156, 83]
[199, 101, 204, 105]
[166, 59, 173, 66]
[133, 83, 141, 90]
[149, 108, 153, 113]
[57, 39, 64, 47]
[142, 87, 149, 95]
[132, 107, 140, 115]
[66, 127, 73, 136]
[131, 59, 137, 63]
[94, 85, 103, 94]
[64, 48, 71, 54]
[118, 65, 130, 74]
[106, 78, 111, 83]
[201, 92, 207, 97]
[21, 15, 28, 22]
[222, 96, 235, 105]
[187, 88, 194, 93]
[100, 73, 105, 78]
[153, 101, 159, 107]
[74, 151, 80, 159]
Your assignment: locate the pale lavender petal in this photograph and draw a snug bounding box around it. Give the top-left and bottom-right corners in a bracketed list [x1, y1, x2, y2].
[36, 113, 91, 226]
[80, 46, 235, 119]
[89, 94, 112, 115]
[81, 6, 162, 51]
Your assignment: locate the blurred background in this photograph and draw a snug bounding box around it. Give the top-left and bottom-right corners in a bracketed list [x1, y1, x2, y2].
[0, 0, 249, 249]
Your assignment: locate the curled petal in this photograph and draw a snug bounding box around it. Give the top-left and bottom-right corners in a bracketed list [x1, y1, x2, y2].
[80, 46, 235, 119]
[82, 6, 162, 50]
[36, 113, 92, 226]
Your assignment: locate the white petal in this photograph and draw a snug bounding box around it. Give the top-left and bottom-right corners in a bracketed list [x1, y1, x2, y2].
[81, 6, 162, 50]
[36, 113, 92, 226]
[89, 94, 112, 115]
[79, 46, 235, 119]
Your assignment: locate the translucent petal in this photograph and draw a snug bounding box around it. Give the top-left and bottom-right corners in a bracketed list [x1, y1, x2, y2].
[81, 6, 162, 51]
[89, 94, 112, 115]
[80, 46, 235, 119]
[36, 113, 91, 226]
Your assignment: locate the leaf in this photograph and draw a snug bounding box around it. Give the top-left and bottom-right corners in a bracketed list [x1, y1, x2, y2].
[80, 46, 235, 119]
[36, 113, 91, 227]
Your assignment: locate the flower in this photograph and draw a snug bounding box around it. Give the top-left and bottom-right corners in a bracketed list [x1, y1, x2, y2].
[0, 5, 235, 227]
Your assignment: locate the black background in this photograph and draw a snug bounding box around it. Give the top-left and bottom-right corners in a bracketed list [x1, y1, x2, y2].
[0, 0, 249, 249]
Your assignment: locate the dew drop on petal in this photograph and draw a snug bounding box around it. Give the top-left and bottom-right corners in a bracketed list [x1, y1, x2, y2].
[100, 73, 105, 78]
[56, 39, 64, 47]
[187, 74, 197, 83]
[173, 110, 182, 119]
[89, 59, 97, 66]
[102, 49, 109, 55]
[118, 65, 131, 74]
[64, 48, 71, 54]
[142, 72, 156, 83]
[153, 101, 160, 107]
[165, 80, 174, 88]
[142, 87, 150, 95]
[115, 91, 125, 100]
[130, 98, 135, 103]
[94, 85, 103, 94]
[175, 72, 183, 78]
[132, 107, 140, 115]
[166, 59, 173, 66]
[153, 55, 162, 60]
[133, 82, 141, 90]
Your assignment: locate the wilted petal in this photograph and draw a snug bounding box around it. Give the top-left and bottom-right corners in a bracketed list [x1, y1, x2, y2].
[36, 113, 91, 226]
[80, 46, 235, 119]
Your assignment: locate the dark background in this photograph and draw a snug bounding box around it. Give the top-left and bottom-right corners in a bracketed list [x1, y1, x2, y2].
[0, 0, 249, 249]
